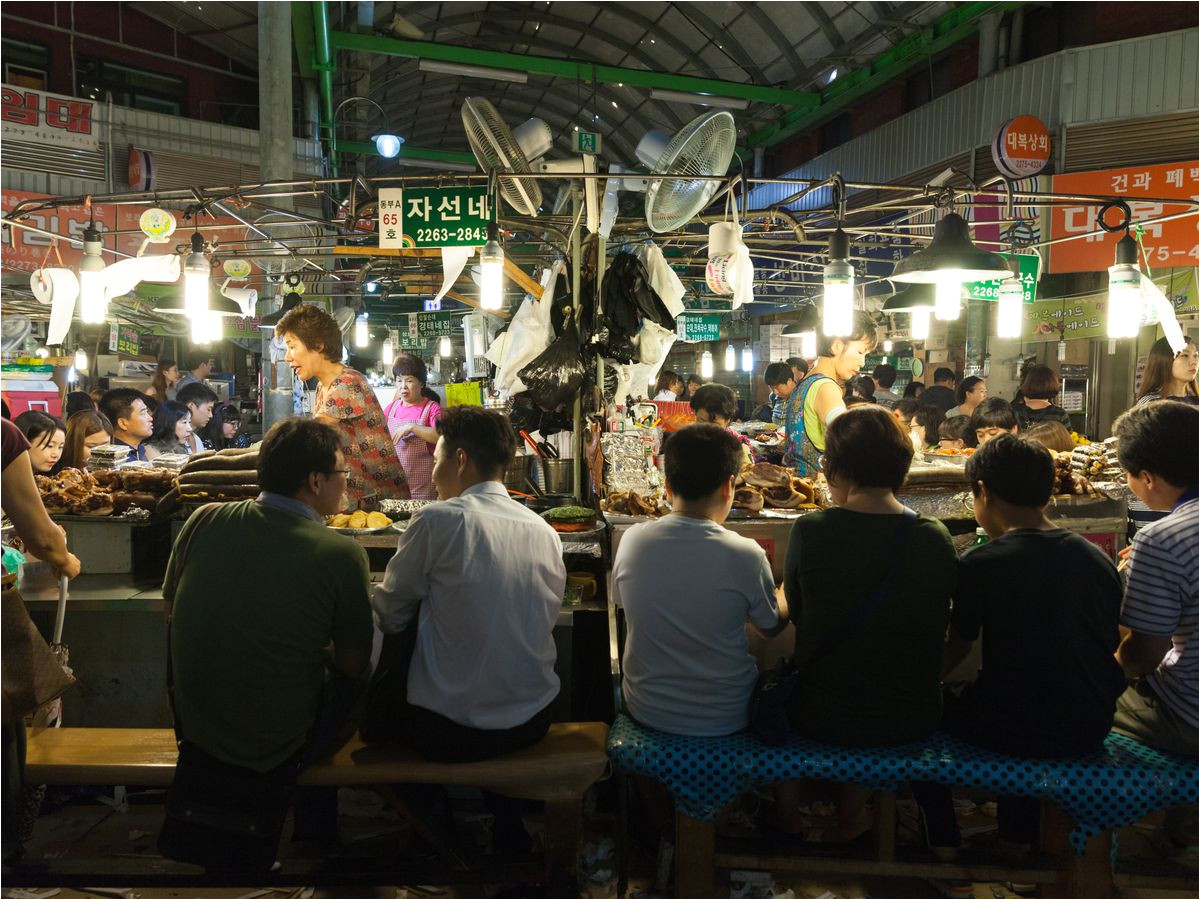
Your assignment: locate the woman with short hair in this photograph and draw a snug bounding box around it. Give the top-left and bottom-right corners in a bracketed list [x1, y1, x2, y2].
[383, 354, 442, 500]
[1012, 365, 1071, 430]
[277, 305, 408, 504]
[144, 401, 193, 461]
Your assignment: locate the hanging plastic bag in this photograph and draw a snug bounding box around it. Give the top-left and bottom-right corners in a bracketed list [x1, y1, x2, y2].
[489, 264, 559, 397]
[634, 319, 677, 367]
[637, 242, 686, 319]
[518, 309, 587, 412]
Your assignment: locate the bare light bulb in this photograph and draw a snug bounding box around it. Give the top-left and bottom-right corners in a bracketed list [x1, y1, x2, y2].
[800, 330, 817, 359]
[78, 224, 107, 324]
[741, 346, 753, 373]
[882, 339, 893, 353]
[996, 279, 1024, 339]
[911, 307, 931, 341]
[822, 259, 854, 337]
[699, 351, 714, 379]
[382, 337, 395, 367]
[439, 335, 452, 357]
[1107, 264, 1141, 339]
[354, 314, 369, 348]
[479, 223, 504, 310]
[724, 344, 736, 371]
[74, 348, 88, 371]
[183, 233, 210, 319]
[935, 279, 961, 321]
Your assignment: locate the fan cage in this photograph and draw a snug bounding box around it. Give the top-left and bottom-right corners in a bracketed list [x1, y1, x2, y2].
[461, 98, 542, 216]
[646, 111, 737, 233]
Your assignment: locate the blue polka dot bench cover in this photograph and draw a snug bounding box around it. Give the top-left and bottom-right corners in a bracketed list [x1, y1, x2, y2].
[607, 714, 1198, 854]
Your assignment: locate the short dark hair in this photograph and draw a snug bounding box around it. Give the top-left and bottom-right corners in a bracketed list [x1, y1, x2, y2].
[150, 401, 191, 446]
[177, 381, 219, 407]
[817, 310, 877, 357]
[955, 376, 985, 405]
[872, 364, 897, 389]
[99, 388, 146, 428]
[763, 362, 794, 390]
[1113, 400, 1198, 489]
[185, 350, 213, 371]
[824, 406, 913, 493]
[436, 406, 516, 478]
[938, 415, 972, 442]
[275, 303, 344, 362]
[392, 353, 428, 384]
[903, 381, 925, 398]
[893, 398, 922, 422]
[852, 375, 877, 401]
[968, 397, 1018, 437]
[690, 383, 738, 423]
[933, 367, 956, 385]
[965, 434, 1054, 507]
[14, 411, 64, 449]
[258, 417, 344, 496]
[786, 357, 809, 377]
[913, 404, 945, 446]
[65, 391, 96, 418]
[1018, 364, 1060, 400]
[664, 423, 743, 501]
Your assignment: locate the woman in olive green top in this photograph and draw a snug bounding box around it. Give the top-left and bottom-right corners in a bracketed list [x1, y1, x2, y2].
[776, 406, 957, 838]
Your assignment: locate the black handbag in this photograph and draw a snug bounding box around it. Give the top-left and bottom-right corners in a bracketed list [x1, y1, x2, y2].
[358, 622, 419, 743]
[749, 510, 919, 745]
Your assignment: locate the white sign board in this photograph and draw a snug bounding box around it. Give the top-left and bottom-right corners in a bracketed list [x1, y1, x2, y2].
[377, 187, 405, 249]
[1, 84, 100, 150]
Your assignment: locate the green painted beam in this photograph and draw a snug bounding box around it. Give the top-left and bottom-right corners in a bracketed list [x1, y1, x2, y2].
[329, 31, 820, 109]
[747, 1, 1026, 149]
[339, 140, 476, 165]
[291, 1, 316, 79]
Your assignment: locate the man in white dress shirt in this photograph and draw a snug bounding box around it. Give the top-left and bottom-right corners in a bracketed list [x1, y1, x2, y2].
[371, 406, 566, 848]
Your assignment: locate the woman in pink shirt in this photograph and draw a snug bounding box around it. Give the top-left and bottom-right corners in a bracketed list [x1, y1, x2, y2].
[383, 354, 442, 500]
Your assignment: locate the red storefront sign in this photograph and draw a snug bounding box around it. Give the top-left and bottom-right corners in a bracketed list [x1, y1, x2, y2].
[991, 115, 1051, 179]
[1048, 161, 1200, 274]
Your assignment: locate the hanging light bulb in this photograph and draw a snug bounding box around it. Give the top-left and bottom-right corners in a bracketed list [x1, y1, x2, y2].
[741, 345, 753, 373]
[1057, 337, 1068, 362]
[724, 344, 736, 371]
[355, 314, 369, 348]
[800, 330, 817, 359]
[882, 339, 893, 353]
[67, 367, 77, 384]
[934, 279, 962, 320]
[911, 307, 931, 341]
[74, 348, 88, 371]
[78, 223, 107, 324]
[479, 222, 504, 310]
[700, 350, 714, 379]
[1108, 339, 1117, 355]
[822, 229, 854, 336]
[382, 337, 395, 367]
[996, 278, 1025, 339]
[1107, 233, 1142, 339]
[183, 232, 210, 318]
[439, 335, 452, 357]
[34, 347, 50, 359]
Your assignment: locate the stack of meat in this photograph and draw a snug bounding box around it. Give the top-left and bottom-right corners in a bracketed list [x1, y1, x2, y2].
[1051, 452, 1097, 497]
[37, 467, 177, 516]
[177, 447, 260, 502]
[733, 463, 822, 512]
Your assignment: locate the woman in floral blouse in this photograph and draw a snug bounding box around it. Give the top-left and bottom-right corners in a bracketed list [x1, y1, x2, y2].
[276, 304, 409, 505]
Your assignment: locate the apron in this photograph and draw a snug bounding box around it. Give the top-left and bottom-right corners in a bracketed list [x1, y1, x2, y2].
[783, 374, 835, 476]
[394, 401, 437, 500]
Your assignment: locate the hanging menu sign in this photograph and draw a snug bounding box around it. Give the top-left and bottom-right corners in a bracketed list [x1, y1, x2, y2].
[108, 322, 140, 356]
[675, 314, 721, 343]
[399, 312, 454, 348]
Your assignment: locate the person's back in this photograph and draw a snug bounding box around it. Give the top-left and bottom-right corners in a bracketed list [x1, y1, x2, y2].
[785, 508, 955, 745]
[396, 488, 563, 728]
[921, 369, 958, 412]
[956, 528, 1125, 755]
[615, 515, 777, 736]
[614, 423, 781, 736]
[170, 499, 371, 771]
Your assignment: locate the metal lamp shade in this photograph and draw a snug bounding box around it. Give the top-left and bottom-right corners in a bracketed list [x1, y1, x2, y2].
[781, 304, 819, 335]
[258, 292, 305, 329]
[152, 290, 244, 316]
[890, 213, 1010, 283]
[881, 283, 937, 312]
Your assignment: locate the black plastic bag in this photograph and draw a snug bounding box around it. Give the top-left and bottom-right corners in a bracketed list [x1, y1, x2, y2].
[518, 311, 587, 412]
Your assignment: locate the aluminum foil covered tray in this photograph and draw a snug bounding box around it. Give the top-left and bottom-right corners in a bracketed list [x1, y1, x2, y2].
[378, 499, 436, 519]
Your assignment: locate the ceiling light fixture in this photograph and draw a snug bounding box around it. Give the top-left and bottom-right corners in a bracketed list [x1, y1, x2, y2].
[648, 88, 750, 110]
[822, 228, 854, 336]
[700, 350, 714, 379]
[333, 96, 404, 159]
[439, 335, 453, 357]
[996, 277, 1025, 340]
[1107, 232, 1142, 339]
[724, 343, 737, 371]
[77, 223, 107, 324]
[418, 58, 529, 84]
[479, 222, 504, 310]
[741, 346, 754, 373]
[355, 313, 369, 348]
[891, 211, 1009, 323]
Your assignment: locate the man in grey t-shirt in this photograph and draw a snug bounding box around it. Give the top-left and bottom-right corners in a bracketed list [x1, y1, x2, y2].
[613, 424, 788, 736]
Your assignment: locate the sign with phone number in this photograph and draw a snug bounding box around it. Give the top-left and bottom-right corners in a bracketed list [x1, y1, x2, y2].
[377, 186, 490, 249]
[964, 252, 1041, 303]
[399, 312, 454, 348]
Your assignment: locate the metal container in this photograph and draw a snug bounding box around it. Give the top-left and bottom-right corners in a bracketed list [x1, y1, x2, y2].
[542, 458, 574, 494]
[503, 455, 537, 491]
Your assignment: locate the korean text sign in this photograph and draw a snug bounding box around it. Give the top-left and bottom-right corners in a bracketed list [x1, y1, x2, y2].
[1, 84, 99, 150]
[378, 186, 490, 249]
[1048, 162, 1199, 273]
[964, 252, 1041, 303]
[675, 314, 721, 343]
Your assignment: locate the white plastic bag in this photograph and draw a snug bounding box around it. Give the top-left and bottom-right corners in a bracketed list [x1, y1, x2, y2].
[637, 242, 686, 318]
[633, 319, 677, 367]
[489, 262, 561, 398]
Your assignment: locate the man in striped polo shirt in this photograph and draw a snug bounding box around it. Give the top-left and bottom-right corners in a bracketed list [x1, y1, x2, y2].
[1112, 401, 1197, 849]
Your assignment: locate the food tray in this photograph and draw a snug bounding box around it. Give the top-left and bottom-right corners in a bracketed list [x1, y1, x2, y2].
[555, 521, 607, 540]
[328, 524, 393, 535]
[378, 499, 435, 519]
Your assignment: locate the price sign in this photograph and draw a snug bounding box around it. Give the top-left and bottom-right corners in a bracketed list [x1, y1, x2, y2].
[675, 313, 721, 343]
[379, 186, 490, 249]
[108, 323, 140, 356]
[964, 252, 1040, 303]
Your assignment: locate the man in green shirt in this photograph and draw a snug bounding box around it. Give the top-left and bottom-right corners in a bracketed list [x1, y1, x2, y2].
[162, 417, 373, 868]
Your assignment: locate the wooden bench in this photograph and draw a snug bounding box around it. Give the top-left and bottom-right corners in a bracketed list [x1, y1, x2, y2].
[13, 723, 609, 891]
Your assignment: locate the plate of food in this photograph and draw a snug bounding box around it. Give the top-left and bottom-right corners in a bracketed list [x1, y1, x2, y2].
[542, 505, 606, 538]
[327, 510, 394, 533]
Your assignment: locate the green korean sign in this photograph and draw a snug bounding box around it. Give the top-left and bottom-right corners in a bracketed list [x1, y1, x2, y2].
[108, 323, 140, 356]
[1022, 296, 1105, 343]
[379, 186, 490, 249]
[399, 312, 454, 348]
[676, 314, 721, 343]
[965, 252, 1040, 303]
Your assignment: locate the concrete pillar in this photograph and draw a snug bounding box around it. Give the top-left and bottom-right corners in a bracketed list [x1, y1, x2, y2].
[977, 11, 1002, 79]
[257, 1, 294, 189]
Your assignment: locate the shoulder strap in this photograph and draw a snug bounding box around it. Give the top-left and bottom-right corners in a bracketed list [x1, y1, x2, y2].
[799, 509, 919, 672]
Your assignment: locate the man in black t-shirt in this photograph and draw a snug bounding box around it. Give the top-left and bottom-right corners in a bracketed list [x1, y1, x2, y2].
[914, 435, 1126, 851]
[920, 367, 958, 412]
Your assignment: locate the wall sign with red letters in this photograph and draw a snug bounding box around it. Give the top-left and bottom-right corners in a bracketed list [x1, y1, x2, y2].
[1, 84, 99, 151]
